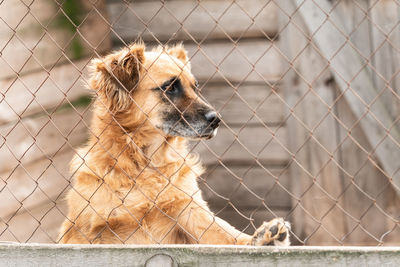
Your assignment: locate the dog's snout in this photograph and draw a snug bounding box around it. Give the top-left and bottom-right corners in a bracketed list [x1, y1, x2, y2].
[205, 111, 221, 125]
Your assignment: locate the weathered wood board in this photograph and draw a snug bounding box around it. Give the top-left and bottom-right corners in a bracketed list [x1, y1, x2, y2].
[0, 0, 111, 80]
[368, 0, 400, 120]
[0, 58, 92, 125]
[200, 84, 284, 125]
[1, 244, 400, 266]
[200, 166, 291, 210]
[332, 87, 400, 246]
[0, 107, 91, 175]
[180, 40, 283, 83]
[191, 125, 289, 166]
[107, 0, 278, 43]
[0, 148, 76, 222]
[280, 7, 346, 244]
[0, 196, 68, 243]
[334, 0, 400, 124]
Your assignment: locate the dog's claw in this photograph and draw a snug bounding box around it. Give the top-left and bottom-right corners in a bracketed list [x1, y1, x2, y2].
[250, 218, 290, 246]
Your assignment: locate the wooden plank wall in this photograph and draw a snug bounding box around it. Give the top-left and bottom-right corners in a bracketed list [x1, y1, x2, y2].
[280, 0, 400, 245]
[108, 0, 292, 235]
[0, 0, 110, 242]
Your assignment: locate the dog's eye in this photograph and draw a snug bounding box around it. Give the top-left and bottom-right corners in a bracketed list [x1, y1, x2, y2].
[167, 82, 180, 95]
[193, 80, 200, 92]
[162, 78, 182, 96]
[155, 77, 183, 97]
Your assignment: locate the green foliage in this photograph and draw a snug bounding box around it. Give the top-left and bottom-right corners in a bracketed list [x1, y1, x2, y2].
[54, 0, 84, 59]
[71, 38, 84, 59]
[71, 95, 92, 108]
[58, 0, 82, 31]
[57, 95, 92, 112]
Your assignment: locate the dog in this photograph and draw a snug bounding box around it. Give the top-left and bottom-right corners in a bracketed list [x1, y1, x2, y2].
[59, 43, 290, 246]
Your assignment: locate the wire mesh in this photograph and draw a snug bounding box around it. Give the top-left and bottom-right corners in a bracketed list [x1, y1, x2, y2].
[0, 0, 399, 246]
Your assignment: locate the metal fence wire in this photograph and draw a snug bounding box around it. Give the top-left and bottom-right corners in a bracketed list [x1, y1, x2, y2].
[0, 0, 399, 246]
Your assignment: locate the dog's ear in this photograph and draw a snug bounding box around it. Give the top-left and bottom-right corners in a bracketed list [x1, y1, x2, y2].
[90, 44, 145, 111]
[167, 44, 190, 68]
[96, 44, 145, 92]
[119, 44, 145, 89]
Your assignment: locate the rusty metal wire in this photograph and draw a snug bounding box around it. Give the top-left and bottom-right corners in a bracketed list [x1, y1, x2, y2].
[0, 0, 399, 246]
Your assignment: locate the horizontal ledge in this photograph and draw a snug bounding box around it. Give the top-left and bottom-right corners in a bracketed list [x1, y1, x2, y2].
[1, 243, 399, 266]
[1, 243, 399, 251]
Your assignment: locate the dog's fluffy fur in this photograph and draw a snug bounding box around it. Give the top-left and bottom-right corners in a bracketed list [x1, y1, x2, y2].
[59, 43, 290, 245]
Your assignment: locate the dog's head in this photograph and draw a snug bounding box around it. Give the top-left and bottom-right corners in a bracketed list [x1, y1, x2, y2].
[89, 43, 220, 139]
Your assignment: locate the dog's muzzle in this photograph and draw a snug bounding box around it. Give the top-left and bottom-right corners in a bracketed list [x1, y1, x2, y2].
[205, 111, 221, 129]
[202, 111, 221, 139]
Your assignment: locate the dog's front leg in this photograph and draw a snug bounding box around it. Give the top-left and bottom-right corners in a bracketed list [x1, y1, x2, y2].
[178, 203, 290, 246]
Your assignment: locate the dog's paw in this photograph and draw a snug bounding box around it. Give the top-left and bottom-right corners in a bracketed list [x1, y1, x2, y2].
[250, 218, 290, 246]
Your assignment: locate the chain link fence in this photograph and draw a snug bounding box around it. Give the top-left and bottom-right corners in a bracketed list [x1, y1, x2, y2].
[0, 0, 399, 246]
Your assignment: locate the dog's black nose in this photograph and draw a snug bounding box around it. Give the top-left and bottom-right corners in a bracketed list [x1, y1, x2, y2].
[205, 111, 221, 126]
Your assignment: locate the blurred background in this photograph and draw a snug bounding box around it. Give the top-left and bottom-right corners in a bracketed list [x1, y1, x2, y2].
[0, 0, 399, 245]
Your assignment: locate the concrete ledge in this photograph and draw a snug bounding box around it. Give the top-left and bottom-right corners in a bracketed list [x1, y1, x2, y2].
[0, 243, 399, 266]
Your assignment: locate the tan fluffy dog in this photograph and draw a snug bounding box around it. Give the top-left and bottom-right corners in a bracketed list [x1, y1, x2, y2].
[59, 43, 290, 246]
